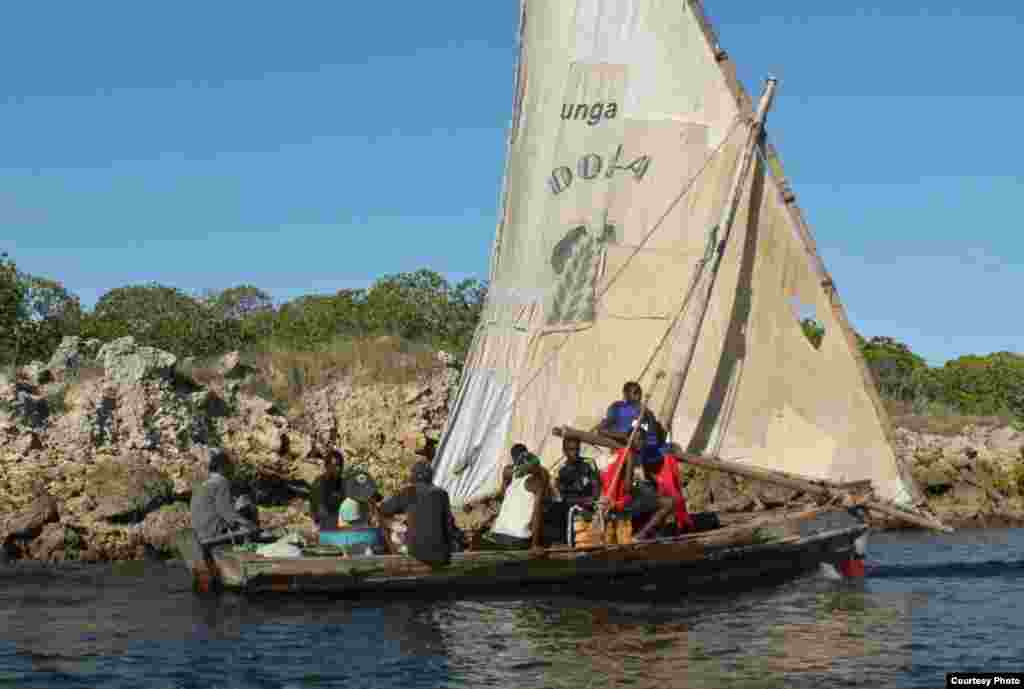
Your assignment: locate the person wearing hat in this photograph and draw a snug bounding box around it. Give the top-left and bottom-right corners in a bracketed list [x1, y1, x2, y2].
[337, 467, 382, 529]
[190, 448, 258, 543]
[378, 461, 458, 566]
[309, 448, 346, 530]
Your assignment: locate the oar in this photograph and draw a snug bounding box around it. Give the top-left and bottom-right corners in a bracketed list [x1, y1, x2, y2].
[198, 527, 267, 549]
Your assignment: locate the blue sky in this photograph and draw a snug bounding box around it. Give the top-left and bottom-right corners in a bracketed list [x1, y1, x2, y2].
[1, 2, 1021, 365]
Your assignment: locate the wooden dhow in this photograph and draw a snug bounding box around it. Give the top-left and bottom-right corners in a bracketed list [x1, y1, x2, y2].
[179, 1, 948, 596]
[177, 505, 868, 596]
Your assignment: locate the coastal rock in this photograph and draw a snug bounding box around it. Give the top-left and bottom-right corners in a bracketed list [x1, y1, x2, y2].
[0, 340, 453, 561]
[25, 522, 69, 561]
[98, 336, 177, 385]
[47, 336, 103, 376]
[138, 504, 192, 556]
[0, 381, 49, 429]
[716, 496, 759, 513]
[85, 456, 173, 521]
[1, 493, 59, 544]
[11, 431, 43, 456]
[284, 431, 314, 460]
[218, 351, 257, 380]
[986, 426, 1022, 453]
[755, 484, 802, 508]
[252, 422, 287, 455]
[20, 361, 52, 386]
[895, 422, 1024, 527]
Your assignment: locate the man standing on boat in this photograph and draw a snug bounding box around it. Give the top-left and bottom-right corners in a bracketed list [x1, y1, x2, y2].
[378, 461, 458, 566]
[190, 448, 259, 544]
[595, 381, 665, 447]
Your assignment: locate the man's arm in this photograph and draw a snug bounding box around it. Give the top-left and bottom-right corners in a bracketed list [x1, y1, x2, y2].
[593, 403, 617, 433]
[308, 479, 321, 525]
[441, 491, 457, 549]
[527, 469, 548, 549]
[497, 466, 513, 500]
[378, 488, 411, 518]
[587, 464, 601, 501]
[214, 478, 255, 530]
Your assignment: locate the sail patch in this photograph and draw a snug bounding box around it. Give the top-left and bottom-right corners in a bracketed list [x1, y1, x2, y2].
[573, 0, 642, 65]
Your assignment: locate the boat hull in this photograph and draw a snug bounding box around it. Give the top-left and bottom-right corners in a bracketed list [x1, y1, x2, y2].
[178, 507, 868, 597]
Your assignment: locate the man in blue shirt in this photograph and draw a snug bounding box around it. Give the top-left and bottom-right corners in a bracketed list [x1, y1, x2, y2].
[595, 381, 665, 447]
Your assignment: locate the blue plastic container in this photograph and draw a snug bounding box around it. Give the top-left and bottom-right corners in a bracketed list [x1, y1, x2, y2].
[318, 527, 384, 548]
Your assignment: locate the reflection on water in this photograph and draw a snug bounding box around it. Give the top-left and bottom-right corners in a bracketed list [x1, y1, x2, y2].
[1, 529, 1022, 688]
[442, 586, 918, 689]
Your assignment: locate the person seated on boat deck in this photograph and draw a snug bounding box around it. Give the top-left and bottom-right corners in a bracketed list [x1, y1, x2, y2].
[594, 381, 665, 447]
[487, 444, 549, 551]
[309, 448, 346, 530]
[543, 436, 601, 542]
[379, 461, 458, 566]
[190, 448, 258, 544]
[557, 436, 601, 507]
[599, 433, 679, 542]
[634, 444, 694, 538]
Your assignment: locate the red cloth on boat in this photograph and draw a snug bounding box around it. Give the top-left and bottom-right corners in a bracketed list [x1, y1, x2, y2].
[655, 454, 695, 532]
[600, 449, 694, 531]
[600, 449, 634, 511]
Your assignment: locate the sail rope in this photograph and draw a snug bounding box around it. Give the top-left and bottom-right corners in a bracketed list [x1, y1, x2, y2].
[634, 115, 772, 450]
[633, 225, 719, 384]
[442, 115, 748, 489]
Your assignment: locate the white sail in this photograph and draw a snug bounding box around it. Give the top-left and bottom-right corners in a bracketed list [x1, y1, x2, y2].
[434, 0, 917, 509]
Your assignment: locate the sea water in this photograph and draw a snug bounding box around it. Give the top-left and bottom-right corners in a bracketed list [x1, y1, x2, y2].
[1, 529, 1021, 688]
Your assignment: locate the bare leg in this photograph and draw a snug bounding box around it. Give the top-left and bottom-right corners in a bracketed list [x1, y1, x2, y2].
[635, 497, 677, 540]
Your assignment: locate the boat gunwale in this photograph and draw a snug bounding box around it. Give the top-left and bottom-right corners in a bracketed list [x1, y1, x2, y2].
[216, 523, 867, 593]
[214, 506, 864, 571]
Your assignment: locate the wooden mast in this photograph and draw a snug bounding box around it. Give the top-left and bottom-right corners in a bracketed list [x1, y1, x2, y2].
[659, 77, 778, 431]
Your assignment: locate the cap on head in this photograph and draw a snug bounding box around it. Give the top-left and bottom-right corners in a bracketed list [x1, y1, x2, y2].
[510, 443, 529, 461]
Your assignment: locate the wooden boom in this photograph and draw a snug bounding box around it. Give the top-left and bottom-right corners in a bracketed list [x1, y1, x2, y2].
[552, 426, 952, 533]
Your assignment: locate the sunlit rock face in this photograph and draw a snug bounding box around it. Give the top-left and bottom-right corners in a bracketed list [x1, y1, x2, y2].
[1, 336, 459, 560]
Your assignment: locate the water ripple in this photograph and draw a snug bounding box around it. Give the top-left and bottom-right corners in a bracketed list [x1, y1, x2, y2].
[1, 529, 1022, 688]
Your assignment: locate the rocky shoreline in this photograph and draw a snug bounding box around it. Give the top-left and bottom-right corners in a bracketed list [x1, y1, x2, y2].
[1, 336, 458, 562]
[3, 336, 1023, 563]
